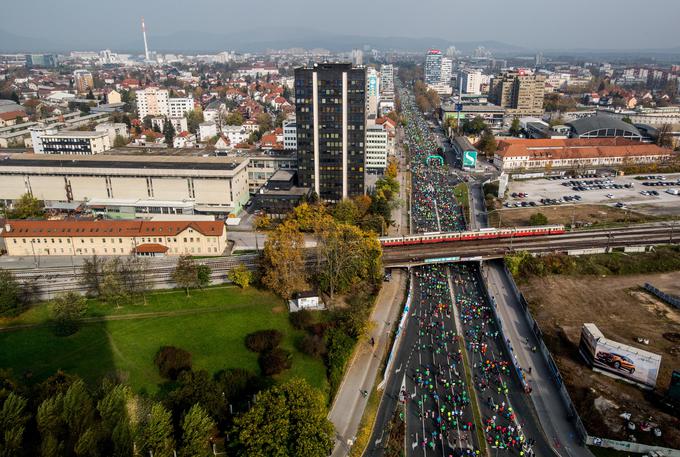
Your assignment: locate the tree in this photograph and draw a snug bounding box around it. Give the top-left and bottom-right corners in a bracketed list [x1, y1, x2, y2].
[97, 384, 133, 457]
[196, 264, 212, 288]
[253, 214, 271, 230]
[0, 270, 20, 317]
[287, 202, 328, 232]
[245, 329, 284, 353]
[256, 113, 273, 133]
[225, 112, 244, 125]
[529, 212, 548, 226]
[385, 158, 398, 179]
[100, 259, 128, 308]
[118, 257, 150, 303]
[228, 264, 253, 289]
[51, 291, 88, 336]
[10, 92, 20, 104]
[261, 221, 307, 300]
[179, 404, 215, 457]
[113, 134, 127, 147]
[62, 379, 95, 446]
[0, 392, 28, 457]
[657, 123, 673, 148]
[86, 89, 95, 100]
[331, 199, 359, 225]
[163, 118, 176, 146]
[258, 348, 292, 376]
[7, 193, 43, 219]
[80, 256, 104, 297]
[172, 255, 199, 296]
[185, 109, 204, 134]
[232, 378, 334, 457]
[168, 370, 227, 428]
[155, 346, 193, 380]
[477, 129, 497, 156]
[509, 118, 521, 136]
[315, 219, 383, 300]
[142, 403, 175, 457]
[462, 116, 487, 135]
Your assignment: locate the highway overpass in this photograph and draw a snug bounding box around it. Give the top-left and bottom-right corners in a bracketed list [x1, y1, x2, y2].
[383, 224, 679, 267]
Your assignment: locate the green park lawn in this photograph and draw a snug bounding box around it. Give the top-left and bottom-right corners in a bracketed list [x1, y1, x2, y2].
[0, 286, 328, 396]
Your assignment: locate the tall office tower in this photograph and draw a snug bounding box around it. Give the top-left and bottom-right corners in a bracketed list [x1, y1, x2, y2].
[445, 46, 458, 58]
[294, 63, 366, 201]
[440, 57, 453, 84]
[424, 49, 442, 85]
[489, 70, 546, 117]
[366, 67, 380, 117]
[73, 70, 94, 94]
[380, 64, 394, 93]
[351, 49, 364, 66]
[460, 69, 484, 95]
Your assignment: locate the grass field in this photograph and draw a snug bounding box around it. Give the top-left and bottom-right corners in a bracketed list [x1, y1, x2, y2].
[0, 286, 328, 396]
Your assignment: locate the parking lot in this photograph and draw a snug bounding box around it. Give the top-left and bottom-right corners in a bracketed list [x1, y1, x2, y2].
[507, 174, 680, 213]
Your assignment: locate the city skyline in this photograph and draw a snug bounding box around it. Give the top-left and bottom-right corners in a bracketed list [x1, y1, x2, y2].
[2, 0, 680, 53]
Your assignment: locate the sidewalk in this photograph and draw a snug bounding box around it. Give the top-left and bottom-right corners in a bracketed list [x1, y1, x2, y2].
[328, 270, 407, 457]
[484, 261, 593, 457]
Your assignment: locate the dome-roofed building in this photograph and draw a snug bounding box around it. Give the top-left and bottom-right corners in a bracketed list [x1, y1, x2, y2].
[566, 116, 643, 141]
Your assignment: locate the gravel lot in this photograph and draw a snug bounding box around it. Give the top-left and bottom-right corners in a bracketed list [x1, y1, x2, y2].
[507, 174, 680, 214]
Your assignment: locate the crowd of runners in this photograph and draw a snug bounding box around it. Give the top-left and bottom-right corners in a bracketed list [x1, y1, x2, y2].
[401, 87, 466, 234]
[397, 82, 536, 456]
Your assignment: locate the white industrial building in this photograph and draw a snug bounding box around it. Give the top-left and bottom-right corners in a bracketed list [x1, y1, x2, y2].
[0, 154, 250, 214]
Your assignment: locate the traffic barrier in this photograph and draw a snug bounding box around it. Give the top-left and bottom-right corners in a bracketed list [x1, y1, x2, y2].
[377, 270, 413, 391]
[587, 435, 680, 457]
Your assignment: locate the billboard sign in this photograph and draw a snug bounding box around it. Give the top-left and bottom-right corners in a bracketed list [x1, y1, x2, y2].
[579, 323, 662, 389]
[462, 150, 477, 168]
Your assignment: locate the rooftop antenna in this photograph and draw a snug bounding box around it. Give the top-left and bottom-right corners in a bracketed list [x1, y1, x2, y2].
[141, 17, 150, 61]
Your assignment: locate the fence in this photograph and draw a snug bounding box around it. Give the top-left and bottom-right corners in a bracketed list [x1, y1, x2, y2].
[644, 283, 680, 309]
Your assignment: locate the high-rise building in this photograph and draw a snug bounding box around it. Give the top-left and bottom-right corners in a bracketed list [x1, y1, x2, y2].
[294, 63, 366, 201]
[489, 70, 546, 117]
[73, 70, 94, 94]
[366, 67, 380, 117]
[351, 49, 364, 66]
[440, 57, 453, 85]
[380, 64, 394, 94]
[25, 54, 57, 68]
[460, 69, 484, 95]
[425, 50, 442, 85]
[365, 123, 388, 172]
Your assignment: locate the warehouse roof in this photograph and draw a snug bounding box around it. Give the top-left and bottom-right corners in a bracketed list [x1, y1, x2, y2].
[567, 116, 641, 137]
[0, 153, 245, 171]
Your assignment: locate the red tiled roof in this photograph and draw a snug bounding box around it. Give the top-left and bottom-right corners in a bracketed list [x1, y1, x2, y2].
[496, 138, 671, 160]
[134, 243, 169, 254]
[1, 220, 225, 238]
[0, 111, 27, 121]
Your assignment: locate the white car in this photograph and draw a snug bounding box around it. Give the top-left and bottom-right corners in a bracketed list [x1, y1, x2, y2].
[605, 194, 614, 199]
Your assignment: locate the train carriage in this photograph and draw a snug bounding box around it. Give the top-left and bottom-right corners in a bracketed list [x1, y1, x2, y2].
[380, 225, 566, 247]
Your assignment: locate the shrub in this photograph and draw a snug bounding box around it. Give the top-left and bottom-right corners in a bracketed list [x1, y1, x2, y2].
[228, 264, 253, 289]
[258, 348, 292, 376]
[299, 334, 327, 358]
[154, 346, 192, 380]
[245, 329, 283, 353]
[325, 328, 356, 396]
[289, 309, 314, 330]
[528, 212, 548, 226]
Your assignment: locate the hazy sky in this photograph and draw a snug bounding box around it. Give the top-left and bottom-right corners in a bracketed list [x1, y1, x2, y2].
[3, 0, 679, 50]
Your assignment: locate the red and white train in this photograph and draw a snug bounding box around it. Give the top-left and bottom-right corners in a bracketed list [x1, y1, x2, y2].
[380, 225, 566, 247]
